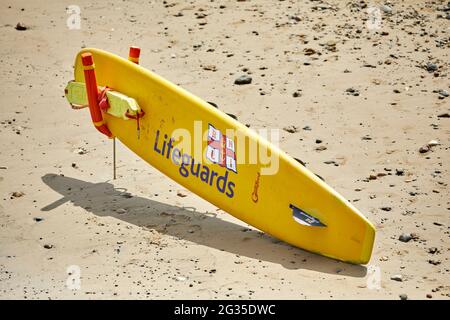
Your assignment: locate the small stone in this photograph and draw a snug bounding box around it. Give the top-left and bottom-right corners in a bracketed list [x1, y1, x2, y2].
[12, 191, 25, 198]
[345, 88, 360, 96]
[234, 75, 252, 85]
[116, 208, 127, 214]
[426, 294, 432, 299]
[369, 174, 377, 180]
[283, 125, 298, 133]
[43, 244, 53, 249]
[15, 22, 28, 31]
[202, 64, 217, 72]
[395, 169, 404, 176]
[399, 294, 408, 300]
[419, 145, 430, 153]
[175, 276, 187, 282]
[437, 112, 450, 118]
[380, 206, 392, 212]
[315, 145, 327, 151]
[427, 140, 439, 147]
[315, 139, 322, 144]
[75, 147, 88, 155]
[399, 233, 412, 242]
[71, 162, 78, 168]
[33, 217, 44, 222]
[425, 62, 438, 72]
[380, 5, 393, 14]
[428, 259, 441, 265]
[437, 89, 449, 98]
[428, 247, 438, 254]
[292, 91, 302, 97]
[390, 274, 403, 282]
[303, 48, 317, 56]
[177, 191, 188, 197]
[302, 126, 312, 131]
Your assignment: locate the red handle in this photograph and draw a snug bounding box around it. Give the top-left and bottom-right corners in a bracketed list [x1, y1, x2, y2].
[128, 46, 141, 64]
[81, 53, 112, 138]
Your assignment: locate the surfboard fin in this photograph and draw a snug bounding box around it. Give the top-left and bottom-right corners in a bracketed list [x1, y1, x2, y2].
[290, 204, 326, 227]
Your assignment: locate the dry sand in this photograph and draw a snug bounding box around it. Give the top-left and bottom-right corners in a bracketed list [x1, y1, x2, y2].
[0, 0, 449, 299]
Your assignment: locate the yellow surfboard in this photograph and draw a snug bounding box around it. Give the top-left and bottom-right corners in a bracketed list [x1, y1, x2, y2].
[68, 48, 375, 264]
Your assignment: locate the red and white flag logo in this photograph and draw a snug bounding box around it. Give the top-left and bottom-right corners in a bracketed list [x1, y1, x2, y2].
[207, 124, 237, 173]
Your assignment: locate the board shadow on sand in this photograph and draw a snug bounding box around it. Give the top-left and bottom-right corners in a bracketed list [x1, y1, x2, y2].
[41, 173, 367, 277]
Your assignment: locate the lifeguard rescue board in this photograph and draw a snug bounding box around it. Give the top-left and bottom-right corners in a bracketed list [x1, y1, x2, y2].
[68, 48, 375, 264]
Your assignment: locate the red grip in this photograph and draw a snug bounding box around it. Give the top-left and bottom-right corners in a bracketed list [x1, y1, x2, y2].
[81, 52, 112, 138]
[128, 46, 141, 64]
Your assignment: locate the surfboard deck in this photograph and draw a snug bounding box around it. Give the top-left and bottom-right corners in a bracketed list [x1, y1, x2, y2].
[71, 48, 375, 264]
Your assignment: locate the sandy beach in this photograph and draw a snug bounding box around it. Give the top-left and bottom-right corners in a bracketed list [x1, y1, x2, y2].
[0, 0, 449, 299]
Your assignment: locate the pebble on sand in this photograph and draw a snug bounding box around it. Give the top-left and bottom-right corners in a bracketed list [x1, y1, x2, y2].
[419, 145, 430, 153]
[11, 191, 25, 198]
[437, 89, 449, 98]
[399, 294, 408, 300]
[15, 22, 28, 31]
[175, 276, 187, 282]
[75, 147, 88, 155]
[234, 75, 252, 85]
[399, 233, 412, 242]
[345, 88, 359, 96]
[419, 140, 439, 153]
[283, 125, 298, 133]
[380, 5, 393, 14]
[425, 62, 438, 72]
[428, 259, 441, 266]
[390, 274, 403, 282]
[437, 112, 449, 118]
[177, 191, 188, 197]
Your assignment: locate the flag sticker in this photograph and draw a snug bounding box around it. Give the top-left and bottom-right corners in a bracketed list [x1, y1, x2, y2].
[207, 124, 238, 173]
